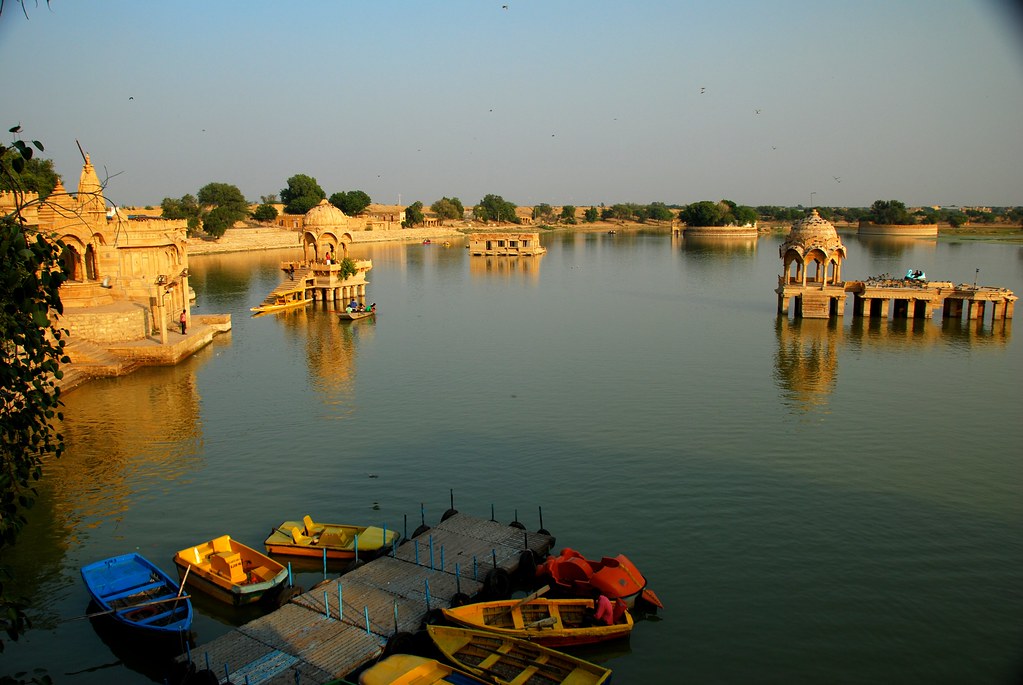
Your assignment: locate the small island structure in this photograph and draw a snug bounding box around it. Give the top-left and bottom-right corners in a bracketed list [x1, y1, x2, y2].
[253, 200, 373, 312]
[776, 210, 1015, 321]
[468, 233, 547, 256]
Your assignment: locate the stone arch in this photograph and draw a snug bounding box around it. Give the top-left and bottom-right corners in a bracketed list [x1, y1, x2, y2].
[84, 243, 98, 280]
[62, 240, 84, 281]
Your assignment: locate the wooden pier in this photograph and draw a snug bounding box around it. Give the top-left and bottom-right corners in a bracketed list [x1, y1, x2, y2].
[181, 512, 553, 684]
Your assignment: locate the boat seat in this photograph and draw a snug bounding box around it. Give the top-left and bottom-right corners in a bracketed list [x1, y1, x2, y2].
[105, 581, 166, 602]
[318, 528, 349, 547]
[303, 515, 319, 537]
[291, 527, 312, 545]
[210, 551, 247, 584]
[210, 535, 233, 554]
[249, 566, 275, 582]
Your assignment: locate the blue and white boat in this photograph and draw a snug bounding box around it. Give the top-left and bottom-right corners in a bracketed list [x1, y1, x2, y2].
[80, 553, 192, 636]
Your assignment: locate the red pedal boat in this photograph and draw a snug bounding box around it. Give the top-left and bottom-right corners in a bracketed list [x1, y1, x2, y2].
[537, 548, 663, 609]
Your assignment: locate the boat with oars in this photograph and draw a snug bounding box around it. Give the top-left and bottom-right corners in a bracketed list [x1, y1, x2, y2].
[427, 624, 612, 685]
[172, 534, 289, 606]
[80, 553, 192, 637]
[264, 515, 400, 561]
[440, 594, 632, 647]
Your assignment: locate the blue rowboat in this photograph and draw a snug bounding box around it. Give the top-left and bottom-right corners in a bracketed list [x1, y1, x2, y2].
[80, 553, 192, 635]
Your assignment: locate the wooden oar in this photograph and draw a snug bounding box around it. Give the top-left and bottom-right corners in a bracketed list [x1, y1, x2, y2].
[494, 585, 549, 618]
[64, 594, 193, 622]
[176, 565, 191, 597]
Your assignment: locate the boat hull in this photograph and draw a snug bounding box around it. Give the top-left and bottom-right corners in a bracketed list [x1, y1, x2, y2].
[538, 548, 657, 609]
[173, 535, 288, 607]
[441, 597, 632, 647]
[359, 654, 488, 685]
[264, 521, 400, 561]
[81, 553, 192, 636]
[338, 311, 375, 321]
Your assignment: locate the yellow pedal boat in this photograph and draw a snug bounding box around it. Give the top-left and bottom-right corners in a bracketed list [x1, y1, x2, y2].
[173, 534, 288, 606]
[264, 515, 400, 561]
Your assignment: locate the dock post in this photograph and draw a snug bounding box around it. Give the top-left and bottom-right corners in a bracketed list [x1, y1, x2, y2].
[393, 600, 399, 634]
[424, 578, 432, 611]
[287, 562, 293, 587]
[440, 545, 445, 572]
[323, 547, 327, 580]
[429, 535, 435, 570]
[354, 534, 360, 564]
[364, 606, 370, 634]
[324, 590, 329, 619]
[205, 653, 210, 671]
[339, 585, 343, 621]
[492, 549, 497, 570]
[473, 555, 478, 580]
[456, 563, 462, 594]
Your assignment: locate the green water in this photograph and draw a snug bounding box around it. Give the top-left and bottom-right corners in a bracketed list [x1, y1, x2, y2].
[4, 230, 1022, 684]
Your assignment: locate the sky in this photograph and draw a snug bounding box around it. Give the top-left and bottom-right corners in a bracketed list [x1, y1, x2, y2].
[2, 0, 1022, 209]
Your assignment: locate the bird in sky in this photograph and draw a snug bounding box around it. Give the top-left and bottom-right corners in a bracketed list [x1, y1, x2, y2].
[502, 4, 508, 8]
[700, 87, 706, 94]
[833, 176, 842, 183]
[128, 96, 133, 100]
[755, 109, 761, 114]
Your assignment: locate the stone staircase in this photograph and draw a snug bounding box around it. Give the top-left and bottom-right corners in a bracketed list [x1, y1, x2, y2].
[59, 338, 139, 392]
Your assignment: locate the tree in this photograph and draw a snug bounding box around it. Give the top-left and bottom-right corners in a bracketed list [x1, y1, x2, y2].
[160, 194, 202, 235]
[474, 194, 518, 223]
[404, 201, 424, 226]
[560, 205, 577, 224]
[584, 207, 599, 223]
[732, 205, 758, 226]
[430, 197, 464, 221]
[646, 202, 674, 222]
[679, 201, 724, 226]
[196, 182, 248, 236]
[328, 190, 371, 216]
[532, 203, 555, 223]
[280, 174, 325, 215]
[0, 155, 59, 200]
[252, 203, 278, 222]
[259, 193, 278, 205]
[867, 200, 914, 225]
[1, 127, 68, 660]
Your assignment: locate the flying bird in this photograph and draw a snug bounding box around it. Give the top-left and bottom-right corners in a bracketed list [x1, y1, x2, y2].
[129, 96, 134, 100]
[502, 4, 508, 8]
[833, 176, 842, 183]
[755, 109, 761, 114]
[700, 87, 706, 94]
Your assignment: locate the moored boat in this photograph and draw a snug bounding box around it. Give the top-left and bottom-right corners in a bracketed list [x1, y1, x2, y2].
[358, 653, 489, 685]
[338, 309, 376, 321]
[264, 515, 400, 561]
[427, 624, 612, 685]
[440, 597, 632, 647]
[80, 553, 192, 636]
[250, 287, 313, 315]
[537, 547, 662, 609]
[172, 535, 288, 606]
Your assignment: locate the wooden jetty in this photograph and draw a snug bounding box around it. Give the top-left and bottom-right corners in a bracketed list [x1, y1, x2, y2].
[181, 512, 553, 684]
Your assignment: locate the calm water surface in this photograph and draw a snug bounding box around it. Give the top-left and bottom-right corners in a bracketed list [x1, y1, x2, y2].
[5, 230, 1022, 684]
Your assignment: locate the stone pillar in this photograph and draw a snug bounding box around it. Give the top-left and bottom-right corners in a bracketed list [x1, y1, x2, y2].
[778, 293, 790, 315]
[1005, 300, 1015, 319]
[990, 300, 1004, 320]
[878, 299, 889, 320]
[967, 300, 984, 320]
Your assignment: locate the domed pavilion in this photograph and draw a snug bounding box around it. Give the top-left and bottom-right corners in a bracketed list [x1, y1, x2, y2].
[301, 199, 353, 263]
[776, 209, 847, 318]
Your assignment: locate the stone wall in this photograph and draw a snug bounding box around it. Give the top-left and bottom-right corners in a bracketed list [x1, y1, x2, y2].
[857, 223, 939, 237]
[63, 304, 151, 343]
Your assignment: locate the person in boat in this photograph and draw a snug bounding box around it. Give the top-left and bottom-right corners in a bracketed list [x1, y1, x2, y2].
[348, 299, 358, 311]
[593, 594, 614, 625]
[367, 303, 376, 313]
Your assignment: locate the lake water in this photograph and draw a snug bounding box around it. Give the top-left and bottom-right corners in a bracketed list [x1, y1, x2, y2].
[4, 229, 1022, 684]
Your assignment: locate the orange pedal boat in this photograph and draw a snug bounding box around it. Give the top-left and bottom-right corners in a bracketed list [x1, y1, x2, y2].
[537, 547, 663, 609]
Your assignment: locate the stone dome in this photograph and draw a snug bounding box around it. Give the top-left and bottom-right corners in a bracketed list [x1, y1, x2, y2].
[779, 209, 845, 257]
[303, 199, 350, 229]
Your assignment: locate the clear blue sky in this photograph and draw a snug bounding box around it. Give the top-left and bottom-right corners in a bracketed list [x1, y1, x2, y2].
[2, 1, 1022, 209]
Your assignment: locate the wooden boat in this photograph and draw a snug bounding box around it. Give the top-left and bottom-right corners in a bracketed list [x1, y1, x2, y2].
[80, 553, 192, 636]
[537, 548, 662, 609]
[250, 287, 312, 315]
[338, 309, 375, 321]
[264, 515, 400, 561]
[172, 534, 288, 606]
[359, 653, 489, 685]
[427, 624, 612, 685]
[440, 597, 632, 647]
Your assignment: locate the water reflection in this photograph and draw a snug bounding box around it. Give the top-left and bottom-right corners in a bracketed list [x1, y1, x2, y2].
[853, 234, 938, 259]
[774, 318, 840, 413]
[679, 234, 759, 257]
[469, 254, 542, 281]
